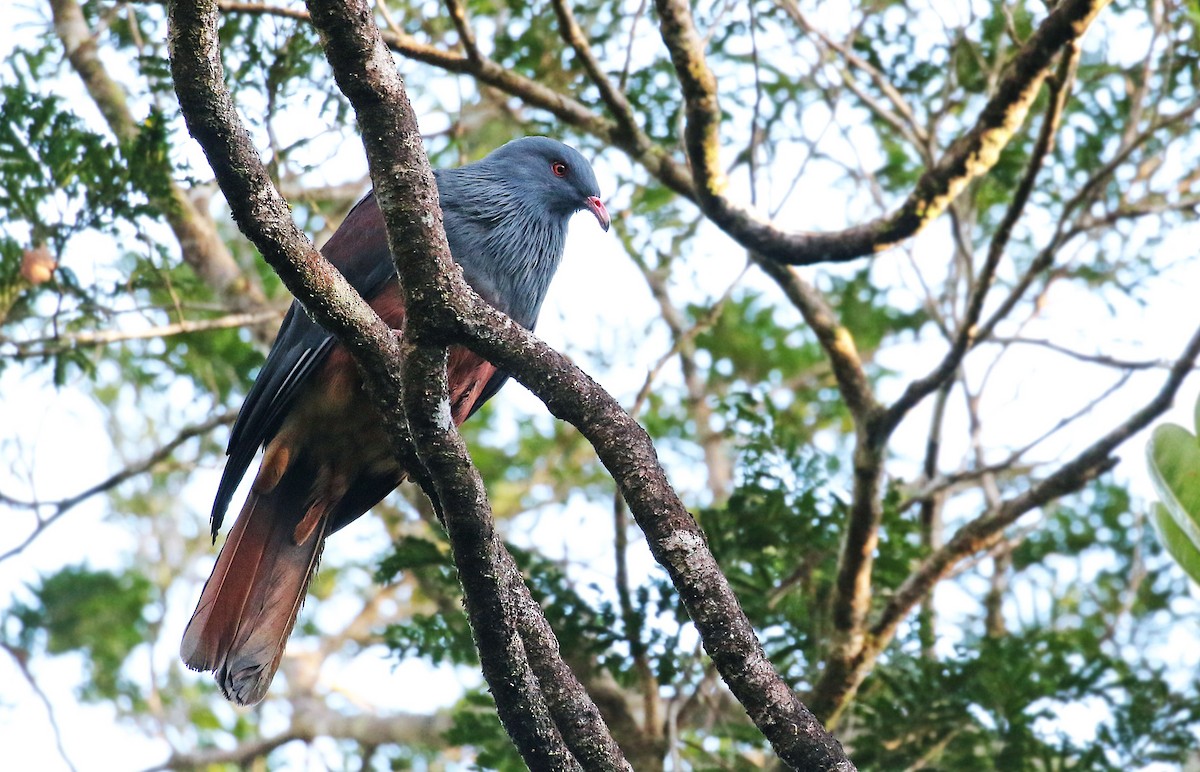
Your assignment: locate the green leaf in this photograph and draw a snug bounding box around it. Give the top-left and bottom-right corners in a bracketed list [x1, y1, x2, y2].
[1150, 503, 1200, 585]
[1146, 424, 1200, 551]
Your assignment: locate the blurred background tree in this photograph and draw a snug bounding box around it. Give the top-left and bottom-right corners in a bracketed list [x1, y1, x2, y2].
[2, 0, 1200, 769]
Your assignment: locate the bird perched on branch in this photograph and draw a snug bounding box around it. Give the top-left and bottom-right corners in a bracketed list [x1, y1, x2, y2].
[181, 137, 609, 705]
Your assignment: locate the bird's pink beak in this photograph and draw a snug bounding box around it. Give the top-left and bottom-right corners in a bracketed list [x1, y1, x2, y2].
[586, 196, 611, 232]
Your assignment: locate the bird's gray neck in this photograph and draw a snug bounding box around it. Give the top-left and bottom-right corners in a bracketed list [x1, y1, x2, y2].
[437, 169, 569, 330]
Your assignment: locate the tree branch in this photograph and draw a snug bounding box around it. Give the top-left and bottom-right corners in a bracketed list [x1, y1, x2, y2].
[213, 0, 696, 199]
[399, 343, 580, 771]
[445, 291, 855, 770]
[146, 733, 303, 771]
[1, 642, 78, 772]
[1, 310, 282, 358]
[779, 1, 929, 155]
[752, 258, 886, 726]
[0, 409, 237, 564]
[49, 0, 268, 312]
[825, 320, 1200, 722]
[654, 0, 1110, 265]
[882, 41, 1081, 436]
[550, 0, 644, 149]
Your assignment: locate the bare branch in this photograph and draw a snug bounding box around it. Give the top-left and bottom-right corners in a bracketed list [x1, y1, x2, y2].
[753, 259, 879, 420]
[1, 310, 282, 358]
[882, 42, 1081, 434]
[990, 337, 1199, 371]
[214, 0, 696, 199]
[303, 0, 626, 763]
[749, 259, 885, 727]
[780, 1, 929, 155]
[145, 734, 303, 771]
[550, 0, 644, 149]
[442, 0, 481, 62]
[655, 0, 1111, 265]
[871, 320, 1200, 685]
[0, 409, 236, 564]
[1, 643, 78, 772]
[296, 3, 851, 763]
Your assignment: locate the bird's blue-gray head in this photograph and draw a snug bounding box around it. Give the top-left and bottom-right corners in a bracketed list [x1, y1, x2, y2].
[436, 137, 608, 328]
[467, 136, 610, 232]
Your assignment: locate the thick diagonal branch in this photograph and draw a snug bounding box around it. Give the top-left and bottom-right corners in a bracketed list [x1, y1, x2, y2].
[437, 291, 854, 771]
[654, 0, 1110, 264]
[302, 1, 630, 767]
[400, 344, 581, 771]
[172, 1, 853, 766]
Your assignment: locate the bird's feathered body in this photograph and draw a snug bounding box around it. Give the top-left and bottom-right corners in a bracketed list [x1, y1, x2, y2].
[181, 138, 608, 705]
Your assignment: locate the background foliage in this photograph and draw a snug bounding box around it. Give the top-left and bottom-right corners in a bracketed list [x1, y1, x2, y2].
[2, 0, 1200, 769]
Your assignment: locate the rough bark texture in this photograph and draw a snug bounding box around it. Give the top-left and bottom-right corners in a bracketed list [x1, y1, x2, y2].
[301, 1, 631, 767]
[400, 343, 580, 772]
[168, 0, 628, 768]
[653, 0, 1110, 265]
[447, 299, 855, 771]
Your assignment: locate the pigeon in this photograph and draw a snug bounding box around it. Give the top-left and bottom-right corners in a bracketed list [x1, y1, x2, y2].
[181, 137, 609, 705]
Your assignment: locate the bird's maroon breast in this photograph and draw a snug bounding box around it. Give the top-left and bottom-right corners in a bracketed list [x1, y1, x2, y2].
[272, 278, 497, 496]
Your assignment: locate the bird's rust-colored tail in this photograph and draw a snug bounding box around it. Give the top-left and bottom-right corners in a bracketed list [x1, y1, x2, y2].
[180, 470, 329, 706]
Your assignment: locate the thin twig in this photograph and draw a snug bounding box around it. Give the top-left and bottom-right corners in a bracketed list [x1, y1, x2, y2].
[0, 643, 78, 772]
[2, 310, 282, 358]
[882, 42, 1080, 436]
[0, 410, 237, 563]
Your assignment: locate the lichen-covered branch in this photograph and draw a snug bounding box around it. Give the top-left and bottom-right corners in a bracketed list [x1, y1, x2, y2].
[171, 0, 855, 765]
[288, 0, 851, 765]
[654, 0, 1110, 265]
[441, 293, 854, 771]
[399, 343, 580, 771]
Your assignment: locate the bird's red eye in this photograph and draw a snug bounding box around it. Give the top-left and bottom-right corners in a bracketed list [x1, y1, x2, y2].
[551, 161, 568, 177]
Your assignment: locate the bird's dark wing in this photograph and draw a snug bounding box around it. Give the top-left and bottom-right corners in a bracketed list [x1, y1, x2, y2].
[465, 371, 510, 420]
[211, 193, 396, 534]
